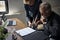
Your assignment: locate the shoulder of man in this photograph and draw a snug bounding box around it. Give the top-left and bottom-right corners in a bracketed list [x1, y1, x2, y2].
[52, 11, 60, 23]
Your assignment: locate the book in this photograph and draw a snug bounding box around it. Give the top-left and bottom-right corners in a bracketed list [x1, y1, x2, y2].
[15, 27, 36, 36]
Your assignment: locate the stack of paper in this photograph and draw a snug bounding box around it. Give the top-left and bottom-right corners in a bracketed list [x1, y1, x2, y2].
[15, 27, 36, 36]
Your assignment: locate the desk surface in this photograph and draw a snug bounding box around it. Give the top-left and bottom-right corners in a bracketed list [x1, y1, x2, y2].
[7, 18, 26, 40]
[7, 18, 26, 30]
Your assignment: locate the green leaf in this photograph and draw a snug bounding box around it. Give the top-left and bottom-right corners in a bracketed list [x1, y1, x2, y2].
[0, 21, 8, 40]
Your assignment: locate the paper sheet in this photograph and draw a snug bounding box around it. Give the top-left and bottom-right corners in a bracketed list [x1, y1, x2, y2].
[15, 27, 36, 36]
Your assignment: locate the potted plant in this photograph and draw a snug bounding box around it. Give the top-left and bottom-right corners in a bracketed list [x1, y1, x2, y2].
[0, 21, 8, 40]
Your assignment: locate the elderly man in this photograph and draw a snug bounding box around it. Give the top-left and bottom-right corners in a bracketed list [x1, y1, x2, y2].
[38, 2, 60, 40]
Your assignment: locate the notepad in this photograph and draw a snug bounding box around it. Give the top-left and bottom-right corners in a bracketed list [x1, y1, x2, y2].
[15, 27, 36, 36]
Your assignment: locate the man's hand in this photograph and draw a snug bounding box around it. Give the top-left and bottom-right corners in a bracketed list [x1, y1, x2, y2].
[28, 21, 32, 27]
[32, 21, 37, 27]
[28, 21, 37, 29]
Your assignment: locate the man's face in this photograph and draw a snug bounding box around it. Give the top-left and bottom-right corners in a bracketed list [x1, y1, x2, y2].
[40, 6, 51, 18]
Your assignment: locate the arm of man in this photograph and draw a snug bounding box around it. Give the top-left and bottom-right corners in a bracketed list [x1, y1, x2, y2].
[44, 18, 60, 40]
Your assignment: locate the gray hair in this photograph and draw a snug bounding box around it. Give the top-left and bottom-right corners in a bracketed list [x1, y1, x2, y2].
[40, 2, 51, 10]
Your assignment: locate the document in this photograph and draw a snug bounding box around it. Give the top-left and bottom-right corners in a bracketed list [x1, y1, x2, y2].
[15, 27, 36, 36]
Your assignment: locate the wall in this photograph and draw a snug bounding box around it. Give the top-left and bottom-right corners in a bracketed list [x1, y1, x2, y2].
[6, 0, 27, 25]
[42, 0, 60, 15]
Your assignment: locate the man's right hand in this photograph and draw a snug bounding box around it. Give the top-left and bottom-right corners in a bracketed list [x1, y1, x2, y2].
[28, 21, 37, 28]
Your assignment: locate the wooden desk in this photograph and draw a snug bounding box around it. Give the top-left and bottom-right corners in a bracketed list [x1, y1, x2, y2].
[7, 18, 26, 40]
[7, 18, 26, 30]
